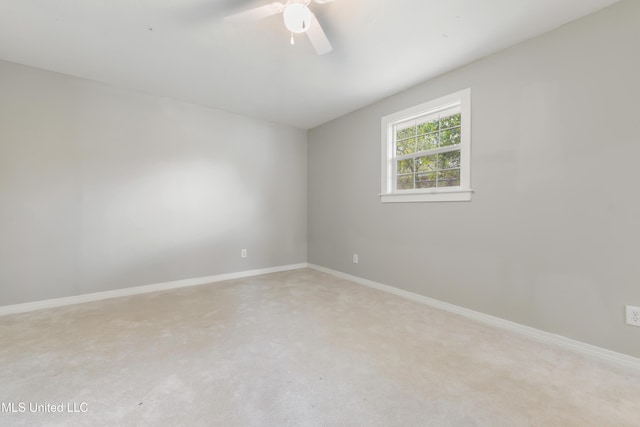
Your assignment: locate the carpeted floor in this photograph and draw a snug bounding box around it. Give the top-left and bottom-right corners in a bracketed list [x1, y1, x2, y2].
[1, 268, 639, 426]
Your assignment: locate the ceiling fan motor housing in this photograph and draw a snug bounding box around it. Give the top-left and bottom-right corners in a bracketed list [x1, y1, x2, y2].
[283, 2, 312, 33]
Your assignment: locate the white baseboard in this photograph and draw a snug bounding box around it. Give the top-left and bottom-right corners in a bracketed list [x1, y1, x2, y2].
[308, 263, 640, 371]
[0, 263, 309, 316]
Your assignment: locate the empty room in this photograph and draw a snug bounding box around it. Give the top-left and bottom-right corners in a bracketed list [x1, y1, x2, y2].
[1, 0, 640, 425]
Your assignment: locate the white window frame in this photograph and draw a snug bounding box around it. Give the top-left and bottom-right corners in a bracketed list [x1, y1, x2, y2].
[380, 88, 472, 203]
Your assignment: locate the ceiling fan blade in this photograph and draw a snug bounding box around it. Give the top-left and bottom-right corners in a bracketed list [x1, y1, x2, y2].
[224, 2, 284, 23]
[306, 13, 333, 55]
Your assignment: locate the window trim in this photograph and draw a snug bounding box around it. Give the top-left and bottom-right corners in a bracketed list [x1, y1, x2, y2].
[380, 88, 472, 203]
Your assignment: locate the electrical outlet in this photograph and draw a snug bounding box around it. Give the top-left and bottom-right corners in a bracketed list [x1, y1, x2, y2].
[241, 249, 247, 258]
[626, 305, 640, 327]
[352, 254, 359, 264]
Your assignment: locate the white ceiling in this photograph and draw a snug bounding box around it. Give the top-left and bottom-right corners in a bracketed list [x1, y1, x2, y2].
[0, 0, 619, 129]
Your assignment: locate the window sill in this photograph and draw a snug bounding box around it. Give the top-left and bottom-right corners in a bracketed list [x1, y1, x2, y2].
[380, 189, 473, 203]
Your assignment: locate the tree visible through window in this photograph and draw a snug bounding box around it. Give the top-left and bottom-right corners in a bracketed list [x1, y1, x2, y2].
[394, 107, 462, 190]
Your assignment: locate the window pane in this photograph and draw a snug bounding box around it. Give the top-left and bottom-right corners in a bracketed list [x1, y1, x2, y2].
[438, 150, 461, 169]
[437, 169, 460, 187]
[440, 127, 461, 147]
[397, 159, 414, 174]
[416, 172, 437, 189]
[416, 116, 439, 135]
[396, 137, 416, 156]
[416, 155, 436, 172]
[417, 133, 438, 151]
[395, 121, 416, 140]
[397, 174, 414, 190]
[440, 114, 461, 129]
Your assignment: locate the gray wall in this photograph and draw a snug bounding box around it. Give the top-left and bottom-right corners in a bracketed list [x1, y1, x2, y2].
[0, 60, 307, 306]
[308, 0, 640, 358]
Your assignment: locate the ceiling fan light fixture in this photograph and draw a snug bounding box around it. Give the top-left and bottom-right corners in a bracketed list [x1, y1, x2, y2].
[283, 3, 312, 34]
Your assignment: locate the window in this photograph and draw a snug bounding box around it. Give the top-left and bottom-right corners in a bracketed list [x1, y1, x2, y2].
[380, 89, 472, 203]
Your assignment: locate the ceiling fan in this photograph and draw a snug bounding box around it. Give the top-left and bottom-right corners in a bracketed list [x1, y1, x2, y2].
[224, 0, 335, 55]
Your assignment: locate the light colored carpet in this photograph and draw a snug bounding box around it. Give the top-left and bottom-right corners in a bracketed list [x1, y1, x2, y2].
[1, 268, 639, 426]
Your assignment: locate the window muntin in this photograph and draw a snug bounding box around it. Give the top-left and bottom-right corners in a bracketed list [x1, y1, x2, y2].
[381, 89, 471, 203]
